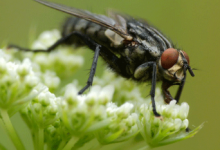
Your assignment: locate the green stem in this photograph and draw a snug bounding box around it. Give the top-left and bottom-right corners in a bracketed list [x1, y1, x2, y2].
[91, 144, 102, 150]
[137, 145, 150, 150]
[90, 140, 102, 150]
[57, 140, 67, 150]
[46, 144, 51, 150]
[38, 128, 44, 150]
[62, 136, 79, 150]
[0, 109, 25, 150]
[0, 142, 7, 150]
[33, 129, 39, 150]
[78, 138, 96, 150]
[80, 139, 102, 150]
[0, 118, 6, 131]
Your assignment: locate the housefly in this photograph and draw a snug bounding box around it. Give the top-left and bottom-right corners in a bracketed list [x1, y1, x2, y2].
[8, 0, 195, 118]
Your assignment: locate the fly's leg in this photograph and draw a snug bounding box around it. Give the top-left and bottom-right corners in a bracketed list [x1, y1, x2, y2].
[162, 64, 193, 104]
[161, 80, 174, 104]
[7, 32, 79, 52]
[174, 64, 187, 103]
[7, 31, 96, 53]
[149, 62, 162, 118]
[79, 44, 131, 94]
[134, 62, 151, 80]
[134, 61, 161, 118]
[78, 45, 100, 94]
[186, 127, 190, 132]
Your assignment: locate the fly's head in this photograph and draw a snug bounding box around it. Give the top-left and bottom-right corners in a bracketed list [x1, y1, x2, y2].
[159, 48, 194, 82]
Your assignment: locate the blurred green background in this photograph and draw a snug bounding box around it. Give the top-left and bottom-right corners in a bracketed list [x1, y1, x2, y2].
[0, 0, 220, 149]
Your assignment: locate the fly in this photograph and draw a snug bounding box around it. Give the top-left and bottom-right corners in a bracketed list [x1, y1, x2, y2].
[8, 0, 195, 118]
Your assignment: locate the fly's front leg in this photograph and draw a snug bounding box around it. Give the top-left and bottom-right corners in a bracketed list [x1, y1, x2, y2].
[150, 62, 162, 118]
[174, 65, 187, 103]
[162, 65, 188, 104]
[161, 80, 174, 104]
[134, 62, 150, 80]
[134, 62, 161, 118]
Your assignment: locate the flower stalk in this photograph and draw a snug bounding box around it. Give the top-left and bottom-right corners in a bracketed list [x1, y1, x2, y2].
[62, 136, 79, 150]
[38, 128, 44, 150]
[0, 109, 25, 150]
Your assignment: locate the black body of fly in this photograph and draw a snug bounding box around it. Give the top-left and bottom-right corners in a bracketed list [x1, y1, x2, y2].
[8, 0, 195, 118]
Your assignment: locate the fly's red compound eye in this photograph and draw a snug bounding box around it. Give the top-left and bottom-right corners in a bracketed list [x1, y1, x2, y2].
[161, 48, 179, 69]
[182, 51, 190, 65]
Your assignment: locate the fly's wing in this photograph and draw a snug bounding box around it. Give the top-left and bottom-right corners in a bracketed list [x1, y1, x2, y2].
[34, 0, 133, 40]
[107, 9, 129, 34]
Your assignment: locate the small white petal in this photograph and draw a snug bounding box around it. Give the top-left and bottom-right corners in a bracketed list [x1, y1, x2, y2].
[116, 102, 134, 118]
[25, 75, 39, 87]
[85, 85, 101, 105]
[182, 119, 189, 129]
[98, 85, 114, 105]
[47, 105, 58, 115]
[38, 93, 50, 106]
[174, 118, 182, 131]
[178, 102, 189, 119]
[17, 59, 31, 76]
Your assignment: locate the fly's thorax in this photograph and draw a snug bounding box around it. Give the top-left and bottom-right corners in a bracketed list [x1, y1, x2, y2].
[159, 49, 189, 82]
[127, 22, 164, 57]
[137, 37, 161, 57]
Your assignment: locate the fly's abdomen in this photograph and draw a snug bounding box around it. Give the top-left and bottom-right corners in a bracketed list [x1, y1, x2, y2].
[62, 17, 110, 46]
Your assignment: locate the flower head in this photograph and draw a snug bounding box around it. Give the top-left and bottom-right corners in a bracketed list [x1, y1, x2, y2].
[0, 51, 41, 116]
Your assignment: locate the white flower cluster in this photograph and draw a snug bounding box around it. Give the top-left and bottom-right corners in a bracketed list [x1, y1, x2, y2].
[138, 99, 190, 147]
[61, 83, 138, 139]
[41, 71, 60, 92]
[20, 87, 61, 128]
[0, 52, 40, 116]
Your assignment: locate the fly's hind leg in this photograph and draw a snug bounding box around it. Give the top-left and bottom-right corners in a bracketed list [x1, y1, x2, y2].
[8, 31, 103, 95]
[150, 62, 162, 118]
[7, 32, 77, 52]
[7, 31, 94, 53]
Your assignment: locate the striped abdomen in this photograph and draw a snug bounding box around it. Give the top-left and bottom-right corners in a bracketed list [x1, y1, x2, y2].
[61, 17, 111, 47]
